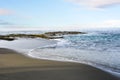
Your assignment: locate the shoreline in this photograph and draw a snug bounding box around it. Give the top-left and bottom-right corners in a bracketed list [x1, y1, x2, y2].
[0, 48, 119, 80]
[28, 46, 120, 77]
[28, 50, 120, 78]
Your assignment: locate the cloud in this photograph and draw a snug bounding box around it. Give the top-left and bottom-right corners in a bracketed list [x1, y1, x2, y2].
[79, 20, 120, 29]
[50, 19, 120, 31]
[0, 8, 32, 19]
[0, 8, 14, 15]
[66, 0, 120, 8]
[0, 19, 120, 31]
[103, 20, 120, 26]
[0, 25, 42, 31]
[0, 20, 13, 25]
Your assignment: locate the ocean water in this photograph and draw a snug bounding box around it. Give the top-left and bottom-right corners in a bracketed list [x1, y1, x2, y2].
[28, 31, 120, 76]
[0, 30, 44, 35]
[0, 30, 120, 76]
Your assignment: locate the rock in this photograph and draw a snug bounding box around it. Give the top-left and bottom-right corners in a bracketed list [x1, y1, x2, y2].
[45, 31, 86, 36]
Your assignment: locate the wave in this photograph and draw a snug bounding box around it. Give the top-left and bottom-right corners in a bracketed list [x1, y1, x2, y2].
[27, 32, 120, 77]
[28, 47, 120, 75]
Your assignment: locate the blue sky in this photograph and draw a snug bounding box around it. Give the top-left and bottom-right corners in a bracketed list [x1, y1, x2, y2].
[0, 0, 120, 31]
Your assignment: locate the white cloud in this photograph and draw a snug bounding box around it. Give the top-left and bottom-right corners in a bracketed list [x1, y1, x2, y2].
[0, 8, 13, 15]
[82, 20, 120, 29]
[103, 20, 120, 25]
[0, 8, 32, 19]
[0, 20, 13, 25]
[67, 0, 120, 8]
[52, 20, 120, 31]
[0, 20, 120, 31]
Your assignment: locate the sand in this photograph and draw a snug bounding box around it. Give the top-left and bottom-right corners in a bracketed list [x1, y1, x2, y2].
[0, 48, 119, 80]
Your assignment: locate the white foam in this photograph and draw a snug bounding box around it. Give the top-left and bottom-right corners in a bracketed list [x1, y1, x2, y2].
[0, 38, 57, 54]
[28, 47, 120, 77]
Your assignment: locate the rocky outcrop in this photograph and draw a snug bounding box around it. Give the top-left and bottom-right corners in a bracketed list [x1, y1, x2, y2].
[0, 36, 15, 41]
[0, 31, 86, 41]
[45, 31, 86, 36]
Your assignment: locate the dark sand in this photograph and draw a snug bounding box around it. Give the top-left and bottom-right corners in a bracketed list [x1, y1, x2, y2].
[0, 48, 119, 80]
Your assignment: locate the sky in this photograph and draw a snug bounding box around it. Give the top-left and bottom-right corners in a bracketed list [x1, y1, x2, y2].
[0, 0, 120, 31]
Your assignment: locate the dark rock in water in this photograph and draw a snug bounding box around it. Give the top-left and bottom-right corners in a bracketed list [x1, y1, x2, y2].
[47, 36, 64, 39]
[0, 31, 86, 41]
[0, 36, 15, 41]
[44, 31, 86, 36]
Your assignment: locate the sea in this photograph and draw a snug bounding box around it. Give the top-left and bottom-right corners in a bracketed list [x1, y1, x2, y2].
[0, 30, 120, 76]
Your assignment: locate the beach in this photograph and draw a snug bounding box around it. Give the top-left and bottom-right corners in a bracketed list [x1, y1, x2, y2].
[0, 48, 119, 80]
[0, 0, 120, 79]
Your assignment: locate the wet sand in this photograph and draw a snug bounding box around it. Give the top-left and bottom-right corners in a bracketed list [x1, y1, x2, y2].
[0, 48, 119, 80]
